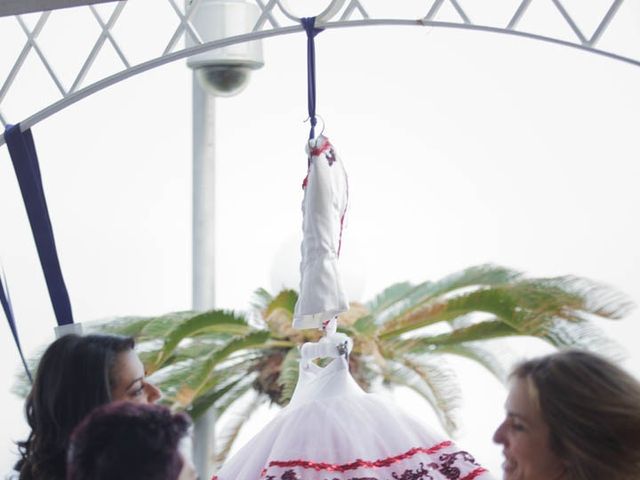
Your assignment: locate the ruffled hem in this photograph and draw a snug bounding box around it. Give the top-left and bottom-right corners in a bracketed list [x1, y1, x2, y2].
[213, 441, 491, 480]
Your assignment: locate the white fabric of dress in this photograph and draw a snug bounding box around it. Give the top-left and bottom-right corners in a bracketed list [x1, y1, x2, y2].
[293, 135, 349, 330]
[213, 355, 495, 480]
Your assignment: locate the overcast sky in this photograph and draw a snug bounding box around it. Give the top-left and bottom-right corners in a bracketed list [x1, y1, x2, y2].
[1, 0, 640, 475]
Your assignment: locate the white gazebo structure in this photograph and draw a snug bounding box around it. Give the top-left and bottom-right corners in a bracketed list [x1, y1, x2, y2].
[1, 0, 638, 142]
[1, 0, 639, 477]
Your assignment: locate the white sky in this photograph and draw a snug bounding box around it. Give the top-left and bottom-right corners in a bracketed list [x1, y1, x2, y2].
[1, 0, 640, 476]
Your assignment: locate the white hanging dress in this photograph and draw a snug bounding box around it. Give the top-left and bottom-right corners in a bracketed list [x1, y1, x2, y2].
[293, 135, 349, 330]
[213, 354, 494, 480]
[214, 133, 494, 480]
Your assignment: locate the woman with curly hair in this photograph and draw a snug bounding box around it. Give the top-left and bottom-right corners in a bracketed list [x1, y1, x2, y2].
[13, 334, 161, 480]
[67, 402, 196, 480]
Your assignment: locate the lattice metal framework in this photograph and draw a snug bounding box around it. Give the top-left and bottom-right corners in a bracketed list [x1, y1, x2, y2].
[0, 0, 637, 145]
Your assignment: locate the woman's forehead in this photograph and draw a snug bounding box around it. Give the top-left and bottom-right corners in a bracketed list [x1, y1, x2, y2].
[507, 376, 545, 422]
[113, 350, 144, 378]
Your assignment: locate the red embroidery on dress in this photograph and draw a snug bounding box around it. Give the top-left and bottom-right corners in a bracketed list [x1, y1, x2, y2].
[303, 139, 336, 190]
[258, 443, 490, 480]
[262, 463, 487, 480]
[266, 441, 453, 473]
[461, 467, 487, 480]
[428, 451, 486, 480]
[310, 138, 332, 158]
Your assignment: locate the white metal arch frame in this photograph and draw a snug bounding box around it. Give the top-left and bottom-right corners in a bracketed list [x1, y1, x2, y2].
[0, 0, 636, 146]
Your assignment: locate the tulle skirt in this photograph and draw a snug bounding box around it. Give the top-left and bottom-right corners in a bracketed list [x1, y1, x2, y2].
[214, 390, 493, 480]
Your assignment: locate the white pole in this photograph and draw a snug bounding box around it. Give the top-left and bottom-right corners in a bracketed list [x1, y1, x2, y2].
[192, 72, 216, 311]
[191, 71, 217, 479]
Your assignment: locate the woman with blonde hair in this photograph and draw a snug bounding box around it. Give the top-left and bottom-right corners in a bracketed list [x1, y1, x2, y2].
[493, 350, 640, 480]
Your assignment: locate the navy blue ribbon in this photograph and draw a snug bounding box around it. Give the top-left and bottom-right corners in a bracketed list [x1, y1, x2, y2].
[4, 124, 74, 327]
[302, 17, 324, 140]
[1, 270, 33, 383]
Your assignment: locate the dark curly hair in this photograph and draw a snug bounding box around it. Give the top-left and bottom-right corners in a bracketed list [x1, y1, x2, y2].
[512, 350, 640, 480]
[67, 402, 191, 480]
[16, 334, 135, 480]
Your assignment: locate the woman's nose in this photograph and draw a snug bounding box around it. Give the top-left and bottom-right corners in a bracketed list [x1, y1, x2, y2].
[493, 420, 506, 445]
[144, 381, 162, 404]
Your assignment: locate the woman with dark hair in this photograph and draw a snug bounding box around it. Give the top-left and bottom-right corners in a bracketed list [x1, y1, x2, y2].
[493, 350, 640, 480]
[67, 402, 197, 480]
[13, 334, 161, 480]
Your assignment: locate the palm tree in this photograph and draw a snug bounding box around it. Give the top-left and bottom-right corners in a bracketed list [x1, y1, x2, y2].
[91, 264, 631, 464]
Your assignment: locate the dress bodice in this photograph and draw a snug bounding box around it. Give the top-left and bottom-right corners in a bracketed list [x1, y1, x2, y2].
[288, 355, 363, 408]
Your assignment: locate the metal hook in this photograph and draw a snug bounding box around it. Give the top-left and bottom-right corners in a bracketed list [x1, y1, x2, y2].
[317, 114, 326, 137]
[304, 114, 326, 139]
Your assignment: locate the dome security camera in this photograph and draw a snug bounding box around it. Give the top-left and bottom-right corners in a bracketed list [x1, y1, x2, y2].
[186, 0, 264, 97]
[195, 65, 251, 97]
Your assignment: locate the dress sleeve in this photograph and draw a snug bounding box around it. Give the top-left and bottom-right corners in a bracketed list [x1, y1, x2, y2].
[293, 135, 349, 330]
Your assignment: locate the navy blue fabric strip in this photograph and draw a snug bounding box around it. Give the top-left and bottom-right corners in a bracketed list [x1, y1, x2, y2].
[4, 124, 74, 326]
[1, 271, 33, 383]
[302, 17, 324, 140]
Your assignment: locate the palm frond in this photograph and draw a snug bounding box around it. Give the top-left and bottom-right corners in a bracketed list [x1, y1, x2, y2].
[431, 343, 509, 383]
[337, 302, 370, 328]
[94, 312, 201, 343]
[378, 275, 630, 340]
[149, 311, 253, 372]
[388, 320, 518, 349]
[277, 348, 300, 405]
[12, 371, 32, 399]
[150, 360, 200, 402]
[352, 314, 377, 336]
[137, 312, 201, 341]
[376, 265, 523, 324]
[251, 288, 273, 312]
[189, 375, 253, 419]
[538, 276, 633, 319]
[383, 358, 460, 434]
[157, 334, 236, 365]
[172, 330, 272, 408]
[420, 264, 523, 299]
[447, 313, 475, 330]
[88, 316, 154, 337]
[543, 319, 622, 360]
[212, 377, 258, 419]
[159, 354, 260, 407]
[214, 392, 263, 467]
[12, 350, 44, 398]
[366, 282, 414, 314]
[379, 287, 522, 339]
[264, 290, 298, 318]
